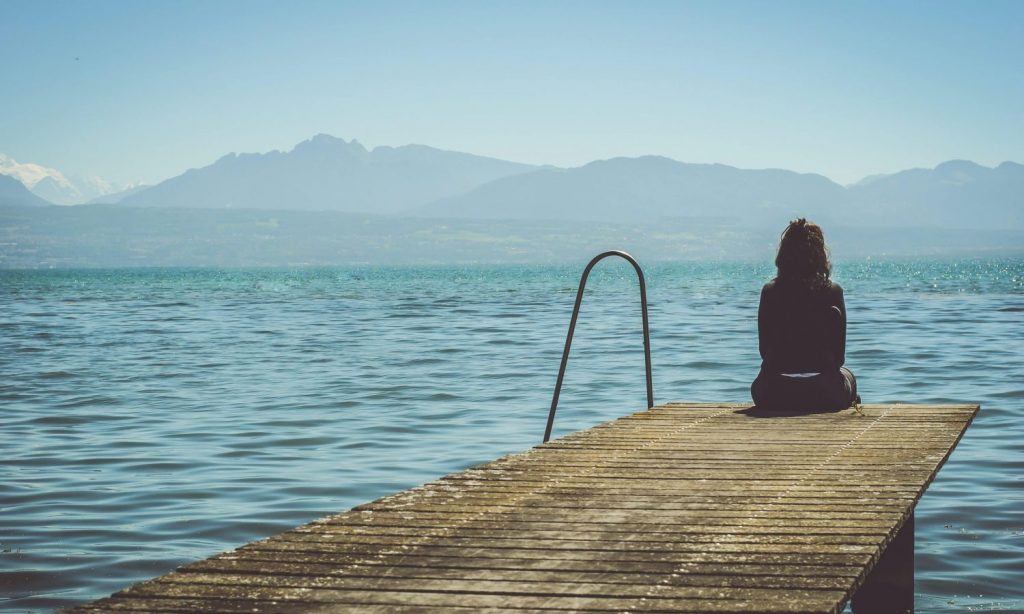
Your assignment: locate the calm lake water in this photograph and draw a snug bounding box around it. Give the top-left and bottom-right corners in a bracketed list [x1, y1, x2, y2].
[2, 260, 1022, 612]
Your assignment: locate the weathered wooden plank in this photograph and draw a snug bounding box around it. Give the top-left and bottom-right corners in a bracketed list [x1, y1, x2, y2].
[134, 572, 853, 602]
[309, 510, 901, 528]
[181, 558, 861, 585]
[109, 580, 850, 612]
[242, 538, 880, 558]
[292, 530, 886, 548]
[187, 552, 867, 580]
[268, 533, 882, 554]
[70, 403, 977, 614]
[305, 519, 899, 534]
[214, 547, 874, 569]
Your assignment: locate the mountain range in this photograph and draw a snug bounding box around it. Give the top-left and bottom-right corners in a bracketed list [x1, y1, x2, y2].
[116, 134, 536, 213]
[0, 153, 139, 205]
[2, 135, 1021, 231]
[424, 157, 1024, 229]
[846, 159, 1023, 229]
[419, 156, 847, 225]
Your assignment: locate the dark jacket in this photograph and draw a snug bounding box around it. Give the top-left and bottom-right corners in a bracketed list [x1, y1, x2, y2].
[758, 278, 846, 374]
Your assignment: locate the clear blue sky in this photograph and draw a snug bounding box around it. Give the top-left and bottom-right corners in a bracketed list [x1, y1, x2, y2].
[2, 0, 1021, 185]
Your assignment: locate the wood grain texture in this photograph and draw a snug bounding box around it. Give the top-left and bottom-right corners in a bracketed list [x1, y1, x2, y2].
[71, 402, 977, 614]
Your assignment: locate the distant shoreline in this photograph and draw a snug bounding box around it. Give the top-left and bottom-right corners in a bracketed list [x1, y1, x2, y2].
[1, 204, 1022, 269]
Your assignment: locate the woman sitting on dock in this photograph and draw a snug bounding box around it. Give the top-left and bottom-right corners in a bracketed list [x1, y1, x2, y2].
[751, 218, 858, 411]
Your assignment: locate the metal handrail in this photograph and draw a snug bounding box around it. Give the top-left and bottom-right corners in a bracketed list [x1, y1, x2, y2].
[543, 250, 653, 443]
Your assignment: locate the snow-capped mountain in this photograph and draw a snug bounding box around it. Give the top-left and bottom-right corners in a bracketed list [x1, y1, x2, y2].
[0, 154, 135, 205]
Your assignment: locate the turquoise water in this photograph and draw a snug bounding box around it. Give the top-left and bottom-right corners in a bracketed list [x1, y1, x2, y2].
[1, 260, 1022, 612]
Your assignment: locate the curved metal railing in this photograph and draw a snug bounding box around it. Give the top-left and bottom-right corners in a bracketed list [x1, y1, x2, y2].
[543, 250, 653, 442]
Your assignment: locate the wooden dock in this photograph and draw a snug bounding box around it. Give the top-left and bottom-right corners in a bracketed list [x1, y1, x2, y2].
[73, 402, 978, 613]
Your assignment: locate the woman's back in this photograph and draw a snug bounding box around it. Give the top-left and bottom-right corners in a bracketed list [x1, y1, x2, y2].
[758, 278, 846, 374]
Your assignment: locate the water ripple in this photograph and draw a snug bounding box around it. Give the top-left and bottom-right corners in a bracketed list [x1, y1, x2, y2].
[0, 259, 1021, 612]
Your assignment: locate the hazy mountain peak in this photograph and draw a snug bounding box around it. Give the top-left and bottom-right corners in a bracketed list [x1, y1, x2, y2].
[420, 154, 848, 222]
[117, 134, 538, 213]
[0, 153, 74, 191]
[580, 155, 684, 172]
[292, 133, 367, 157]
[0, 153, 128, 205]
[847, 158, 1022, 229]
[934, 159, 983, 174]
[85, 183, 150, 205]
[384, 143, 444, 155]
[0, 173, 53, 207]
[930, 159, 988, 187]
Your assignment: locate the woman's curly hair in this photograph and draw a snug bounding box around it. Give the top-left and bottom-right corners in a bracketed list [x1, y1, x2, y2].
[774, 218, 831, 288]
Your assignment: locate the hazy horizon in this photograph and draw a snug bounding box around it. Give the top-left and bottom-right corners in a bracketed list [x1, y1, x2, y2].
[2, 2, 1021, 264]
[6, 132, 1023, 199]
[2, 0, 1022, 188]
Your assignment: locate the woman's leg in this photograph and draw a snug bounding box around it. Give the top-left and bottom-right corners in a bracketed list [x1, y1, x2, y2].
[752, 370, 789, 408]
[752, 371, 804, 410]
[840, 367, 859, 405]
[751, 371, 769, 407]
[802, 370, 854, 411]
[755, 370, 855, 411]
